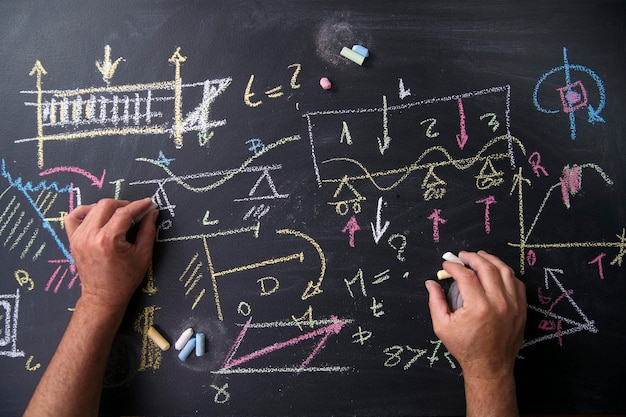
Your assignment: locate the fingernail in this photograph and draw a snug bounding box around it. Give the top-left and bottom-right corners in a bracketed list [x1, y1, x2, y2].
[424, 280, 438, 294]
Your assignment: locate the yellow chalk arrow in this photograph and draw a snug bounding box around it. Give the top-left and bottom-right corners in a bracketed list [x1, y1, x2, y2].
[29, 61, 47, 168]
[96, 45, 124, 84]
[169, 47, 187, 148]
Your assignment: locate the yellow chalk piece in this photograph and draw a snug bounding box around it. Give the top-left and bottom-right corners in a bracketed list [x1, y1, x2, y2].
[147, 326, 170, 351]
[437, 269, 453, 280]
[340, 47, 365, 66]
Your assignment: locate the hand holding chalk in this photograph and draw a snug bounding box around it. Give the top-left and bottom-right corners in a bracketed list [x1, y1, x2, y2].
[439, 251, 465, 311]
[63, 198, 158, 312]
[425, 250, 527, 380]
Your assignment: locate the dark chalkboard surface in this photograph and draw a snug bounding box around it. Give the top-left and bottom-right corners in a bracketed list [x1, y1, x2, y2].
[0, 0, 624, 415]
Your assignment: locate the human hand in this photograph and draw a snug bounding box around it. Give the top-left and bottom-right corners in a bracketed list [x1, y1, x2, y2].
[64, 198, 158, 313]
[425, 250, 526, 380]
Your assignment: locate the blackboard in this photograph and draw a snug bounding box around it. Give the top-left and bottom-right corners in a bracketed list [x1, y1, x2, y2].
[1, 0, 625, 415]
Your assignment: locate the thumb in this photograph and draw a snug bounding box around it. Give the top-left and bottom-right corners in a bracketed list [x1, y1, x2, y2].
[425, 280, 450, 328]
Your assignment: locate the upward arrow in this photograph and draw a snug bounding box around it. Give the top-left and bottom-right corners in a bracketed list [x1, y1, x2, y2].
[29, 61, 48, 168]
[169, 47, 187, 148]
[342, 216, 361, 248]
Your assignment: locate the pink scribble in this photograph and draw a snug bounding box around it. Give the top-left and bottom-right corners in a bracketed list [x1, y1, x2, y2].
[537, 287, 552, 305]
[475, 196, 496, 234]
[46, 259, 79, 293]
[560, 165, 581, 208]
[342, 215, 360, 247]
[427, 208, 447, 242]
[538, 319, 556, 331]
[455, 98, 469, 149]
[588, 253, 606, 280]
[546, 289, 574, 315]
[528, 152, 549, 177]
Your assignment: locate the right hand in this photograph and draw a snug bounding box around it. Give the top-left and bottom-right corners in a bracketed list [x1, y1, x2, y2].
[425, 250, 527, 380]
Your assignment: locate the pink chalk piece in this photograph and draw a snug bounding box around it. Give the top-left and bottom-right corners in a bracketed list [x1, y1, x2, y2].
[319, 77, 332, 90]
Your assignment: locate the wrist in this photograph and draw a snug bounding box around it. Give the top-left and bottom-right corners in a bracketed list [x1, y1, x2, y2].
[74, 295, 127, 328]
[464, 371, 519, 417]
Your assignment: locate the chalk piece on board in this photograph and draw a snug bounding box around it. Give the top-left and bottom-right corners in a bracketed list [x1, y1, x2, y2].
[352, 44, 369, 57]
[340, 47, 365, 65]
[442, 251, 464, 265]
[319, 77, 332, 90]
[175, 327, 194, 350]
[437, 269, 453, 280]
[195, 332, 205, 356]
[178, 337, 196, 361]
[147, 326, 170, 351]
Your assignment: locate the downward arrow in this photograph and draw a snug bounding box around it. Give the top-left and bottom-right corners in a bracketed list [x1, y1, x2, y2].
[370, 197, 390, 244]
[96, 45, 124, 84]
[377, 95, 392, 155]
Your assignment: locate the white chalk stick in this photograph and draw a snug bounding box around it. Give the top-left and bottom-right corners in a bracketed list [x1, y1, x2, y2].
[134, 200, 158, 223]
[442, 252, 464, 265]
[175, 328, 194, 350]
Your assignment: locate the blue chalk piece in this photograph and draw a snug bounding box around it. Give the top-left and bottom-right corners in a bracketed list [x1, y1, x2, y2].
[195, 333, 205, 357]
[352, 44, 369, 58]
[178, 337, 196, 361]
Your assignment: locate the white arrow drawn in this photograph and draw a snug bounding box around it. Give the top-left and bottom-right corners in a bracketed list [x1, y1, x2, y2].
[371, 197, 390, 244]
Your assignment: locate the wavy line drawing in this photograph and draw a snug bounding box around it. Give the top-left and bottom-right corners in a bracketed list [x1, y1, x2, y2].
[321, 135, 525, 192]
[136, 134, 300, 193]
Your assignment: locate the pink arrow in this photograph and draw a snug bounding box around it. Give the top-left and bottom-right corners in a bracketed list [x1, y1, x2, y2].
[427, 208, 447, 242]
[475, 195, 497, 234]
[342, 215, 361, 247]
[455, 98, 469, 149]
[39, 166, 107, 189]
[221, 316, 347, 372]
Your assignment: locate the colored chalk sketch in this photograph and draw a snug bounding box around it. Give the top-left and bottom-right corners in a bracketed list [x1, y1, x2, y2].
[303, 85, 518, 221]
[522, 268, 598, 349]
[533, 47, 606, 140]
[18, 47, 231, 168]
[215, 316, 352, 374]
[1, 160, 74, 270]
[507, 162, 622, 275]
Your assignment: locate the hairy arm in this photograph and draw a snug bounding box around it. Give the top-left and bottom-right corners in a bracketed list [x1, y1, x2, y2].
[24, 198, 157, 417]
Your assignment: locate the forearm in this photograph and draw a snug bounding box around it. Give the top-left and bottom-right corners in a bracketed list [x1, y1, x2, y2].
[23, 297, 125, 417]
[464, 372, 519, 417]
